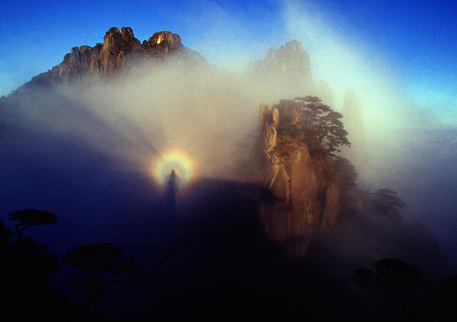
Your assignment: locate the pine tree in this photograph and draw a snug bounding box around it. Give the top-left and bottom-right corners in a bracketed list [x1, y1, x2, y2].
[294, 96, 350, 156]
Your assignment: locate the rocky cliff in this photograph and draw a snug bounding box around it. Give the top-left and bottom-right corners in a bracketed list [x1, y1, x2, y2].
[248, 40, 313, 103]
[25, 27, 206, 88]
[341, 89, 368, 168]
[259, 100, 339, 257]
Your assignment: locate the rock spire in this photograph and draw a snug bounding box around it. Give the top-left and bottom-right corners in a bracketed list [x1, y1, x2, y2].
[259, 100, 339, 257]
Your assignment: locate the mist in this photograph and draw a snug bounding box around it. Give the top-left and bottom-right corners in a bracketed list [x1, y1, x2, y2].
[1, 1, 456, 318]
[3, 61, 259, 178]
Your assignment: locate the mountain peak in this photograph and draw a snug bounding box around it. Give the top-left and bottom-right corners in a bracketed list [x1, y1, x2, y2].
[22, 27, 203, 90]
[263, 40, 311, 76]
[266, 40, 305, 59]
[248, 40, 313, 102]
[144, 30, 182, 49]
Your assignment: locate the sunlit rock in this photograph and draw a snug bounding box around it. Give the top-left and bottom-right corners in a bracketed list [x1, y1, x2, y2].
[23, 27, 206, 89]
[259, 100, 339, 257]
[260, 104, 279, 149]
[143, 31, 182, 52]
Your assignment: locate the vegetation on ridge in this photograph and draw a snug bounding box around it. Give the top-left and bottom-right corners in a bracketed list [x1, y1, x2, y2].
[295, 95, 350, 156]
[271, 96, 350, 186]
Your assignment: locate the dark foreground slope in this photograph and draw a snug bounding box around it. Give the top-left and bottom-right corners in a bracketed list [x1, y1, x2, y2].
[0, 130, 452, 319]
[98, 177, 451, 319]
[0, 90, 452, 318]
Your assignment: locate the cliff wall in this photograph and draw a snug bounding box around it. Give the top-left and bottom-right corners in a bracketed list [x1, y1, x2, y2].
[259, 100, 339, 257]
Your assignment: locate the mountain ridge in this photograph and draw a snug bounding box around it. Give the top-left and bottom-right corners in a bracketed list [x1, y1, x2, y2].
[19, 27, 207, 90]
[5, 27, 314, 101]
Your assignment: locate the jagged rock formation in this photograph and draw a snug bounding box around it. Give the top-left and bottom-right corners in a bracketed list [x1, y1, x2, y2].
[25, 27, 206, 88]
[248, 40, 313, 103]
[259, 100, 339, 257]
[341, 89, 368, 167]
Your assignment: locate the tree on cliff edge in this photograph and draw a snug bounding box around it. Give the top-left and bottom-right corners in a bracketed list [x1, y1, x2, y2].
[370, 189, 406, 217]
[8, 209, 57, 241]
[294, 96, 350, 156]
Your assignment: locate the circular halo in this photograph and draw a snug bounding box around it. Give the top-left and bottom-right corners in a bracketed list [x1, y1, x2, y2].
[152, 150, 195, 190]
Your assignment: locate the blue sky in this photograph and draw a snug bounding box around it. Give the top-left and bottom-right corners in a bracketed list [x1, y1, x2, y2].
[1, 0, 456, 127]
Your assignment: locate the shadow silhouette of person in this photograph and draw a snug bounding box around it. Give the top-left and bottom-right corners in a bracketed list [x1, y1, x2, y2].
[164, 170, 178, 220]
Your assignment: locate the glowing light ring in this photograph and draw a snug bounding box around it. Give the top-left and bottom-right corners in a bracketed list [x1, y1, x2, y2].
[153, 151, 194, 189]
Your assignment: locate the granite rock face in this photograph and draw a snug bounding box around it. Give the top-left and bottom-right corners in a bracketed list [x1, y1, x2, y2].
[25, 27, 206, 88]
[259, 100, 339, 257]
[277, 99, 302, 126]
[257, 41, 312, 83]
[249, 41, 313, 102]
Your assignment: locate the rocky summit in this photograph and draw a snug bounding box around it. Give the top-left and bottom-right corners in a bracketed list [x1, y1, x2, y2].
[25, 27, 206, 88]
